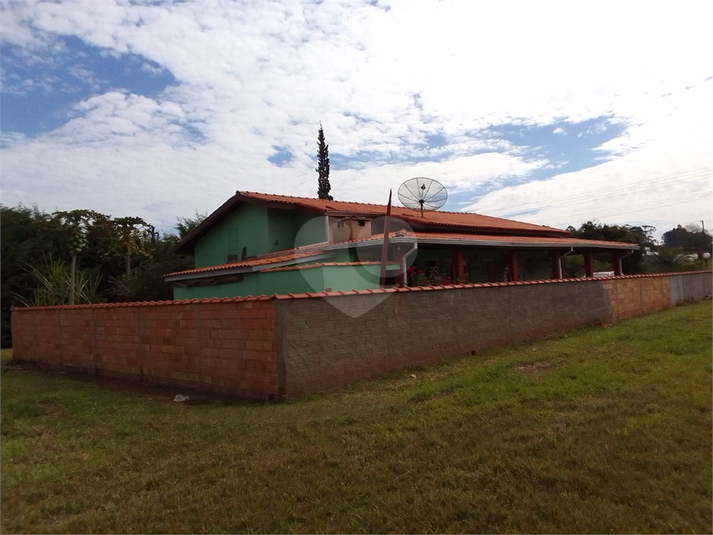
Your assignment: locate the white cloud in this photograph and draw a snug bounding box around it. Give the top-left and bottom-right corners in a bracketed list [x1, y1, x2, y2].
[464, 81, 713, 238]
[1, 0, 711, 237]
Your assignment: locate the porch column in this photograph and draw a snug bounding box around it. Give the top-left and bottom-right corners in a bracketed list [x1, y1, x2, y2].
[452, 248, 466, 283]
[549, 250, 563, 279]
[507, 250, 519, 281]
[583, 251, 594, 278]
[612, 252, 623, 276]
[391, 245, 406, 287]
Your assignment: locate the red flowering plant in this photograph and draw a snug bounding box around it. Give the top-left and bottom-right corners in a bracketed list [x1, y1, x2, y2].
[407, 266, 451, 287]
[407, 267, 427, 286]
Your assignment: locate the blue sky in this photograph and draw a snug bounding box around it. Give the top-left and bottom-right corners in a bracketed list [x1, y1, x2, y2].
[1, 0, 711, 239]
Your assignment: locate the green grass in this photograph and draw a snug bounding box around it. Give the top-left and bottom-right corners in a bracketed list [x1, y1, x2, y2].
[2, 302, 711, 534]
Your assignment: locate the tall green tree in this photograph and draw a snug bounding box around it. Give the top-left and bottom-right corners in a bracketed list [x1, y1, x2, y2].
[54, 209, 103, 304]
[316, 123, 333, 200]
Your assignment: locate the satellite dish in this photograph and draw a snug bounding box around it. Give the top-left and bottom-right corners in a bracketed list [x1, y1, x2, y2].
[397, 177, 448, 216]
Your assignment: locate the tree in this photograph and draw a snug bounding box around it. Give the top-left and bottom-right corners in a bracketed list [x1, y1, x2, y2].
[54, 209, 103, 304]
[316, 123, 333, 200]
[109, 232, 193, 303]
[661, 225, 712, 253]
[175, 211, 207, 239]
[568, 221, 656, 274]
[1, 205, 68, 346]
[108, 216, 150, 276]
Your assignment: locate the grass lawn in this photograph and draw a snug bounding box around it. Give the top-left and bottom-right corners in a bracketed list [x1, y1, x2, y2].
[1, 302, 711, 534]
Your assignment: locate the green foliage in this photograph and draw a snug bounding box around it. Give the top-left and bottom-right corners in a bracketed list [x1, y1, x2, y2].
[568, 221, 655, 274]
[175, 211, 207, 239]
[316, 123, 333, 200]
[1, 205, 195, 346]
[1, 206, 70, 346]
[661, 224, 712, 253]
[14, 256, 102, 307]
[643, 246, 705, 273]
[109, 235, 192, 302]
[1, 303, 711, 533]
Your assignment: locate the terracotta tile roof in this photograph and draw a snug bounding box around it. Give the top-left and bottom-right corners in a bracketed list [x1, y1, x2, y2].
[406, 231, 639, 249]
[261, 261, 392, 273]
[165, 247, 328, 278]
[238, 191, 569, 235]
[175, 190, 570, 254]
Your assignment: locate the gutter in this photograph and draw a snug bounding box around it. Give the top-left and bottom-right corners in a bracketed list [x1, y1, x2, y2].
[401, 242, 418, 287]
[619, 249, 636, 260]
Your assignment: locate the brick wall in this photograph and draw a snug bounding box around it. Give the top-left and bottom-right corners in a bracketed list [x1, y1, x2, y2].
[600, 275, 672, 320]
[601, 272, 712, 320]
[11, 299, 278, 399]
[11, 271, 711, 398]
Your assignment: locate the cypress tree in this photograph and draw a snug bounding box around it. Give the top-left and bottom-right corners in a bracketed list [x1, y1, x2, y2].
[316, 123, 333, 200]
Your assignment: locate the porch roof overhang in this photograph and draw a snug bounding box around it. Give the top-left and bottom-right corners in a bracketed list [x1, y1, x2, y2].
[166, 230, 638, 284]
[324, 231, 639, 252]
[164, 249, 332, 283]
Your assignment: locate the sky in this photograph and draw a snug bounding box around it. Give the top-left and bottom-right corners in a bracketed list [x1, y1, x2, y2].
[1, 0, 711, 240]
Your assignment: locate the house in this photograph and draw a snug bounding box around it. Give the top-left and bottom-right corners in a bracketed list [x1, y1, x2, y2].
[165, 191, 638, 299]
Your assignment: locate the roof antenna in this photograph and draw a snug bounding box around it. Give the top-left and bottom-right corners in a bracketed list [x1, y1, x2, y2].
[397, 177, 448, 217]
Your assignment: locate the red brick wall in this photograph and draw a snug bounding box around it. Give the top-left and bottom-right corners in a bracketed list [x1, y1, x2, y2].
[12, 299, 278, 399]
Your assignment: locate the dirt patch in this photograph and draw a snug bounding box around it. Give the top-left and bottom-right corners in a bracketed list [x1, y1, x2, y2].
[515, 361, 555, 374]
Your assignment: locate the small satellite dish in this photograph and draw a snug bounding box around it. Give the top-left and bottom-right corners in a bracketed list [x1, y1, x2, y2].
[397, 177, 448, 216]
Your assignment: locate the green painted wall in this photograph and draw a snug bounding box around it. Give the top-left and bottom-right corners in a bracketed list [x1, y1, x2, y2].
[267, 209, 296, 252]
[173, 275, 261, 300]
[172, 261, 401, 300]
[193, 206, 329, 269]
[194, 204, 269, 268]
[323, 263, 398, 290]
[293, 212, 327, 248]
[262, 269, 321, 294]
[267, 209, 328, 252]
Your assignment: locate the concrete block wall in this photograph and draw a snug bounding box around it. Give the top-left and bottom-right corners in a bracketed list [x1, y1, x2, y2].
[11, 299, 278, 399]
[11, 271, 711, 399]
[275, 280, 615, 395]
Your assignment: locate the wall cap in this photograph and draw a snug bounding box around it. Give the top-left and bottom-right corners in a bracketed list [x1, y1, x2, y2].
[11, 270, 711, 311]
